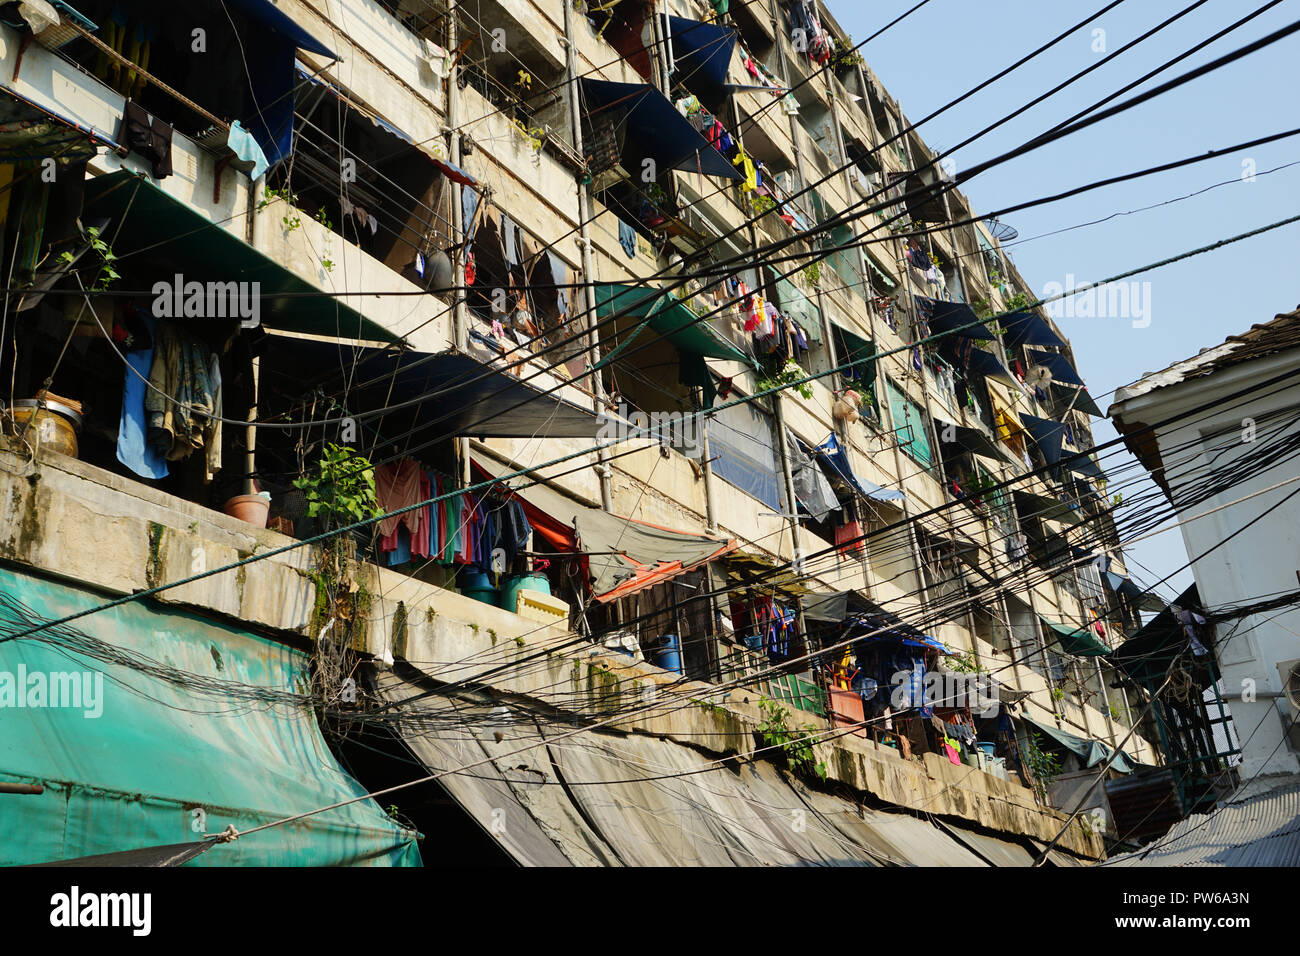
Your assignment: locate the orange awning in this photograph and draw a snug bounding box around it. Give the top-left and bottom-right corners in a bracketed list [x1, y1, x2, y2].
[593, 540, 739, 604]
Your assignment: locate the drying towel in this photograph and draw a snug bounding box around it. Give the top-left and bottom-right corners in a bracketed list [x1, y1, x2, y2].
[375, 458, 424, 538]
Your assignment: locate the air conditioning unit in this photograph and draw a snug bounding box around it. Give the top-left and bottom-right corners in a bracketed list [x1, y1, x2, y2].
[1276, 659, 1300, 752]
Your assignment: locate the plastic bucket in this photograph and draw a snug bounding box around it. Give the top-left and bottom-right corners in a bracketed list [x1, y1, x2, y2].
[500, 573, 550, 614]
[977, 742, 997, 759]
[650, 634, 682, 674]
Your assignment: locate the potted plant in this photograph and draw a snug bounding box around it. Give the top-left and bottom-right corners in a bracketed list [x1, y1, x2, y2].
[292, 443, 383, 542]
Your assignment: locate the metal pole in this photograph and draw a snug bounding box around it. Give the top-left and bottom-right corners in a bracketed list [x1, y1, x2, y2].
[445, 13, 472, 489]
[561, 2, 614, 513]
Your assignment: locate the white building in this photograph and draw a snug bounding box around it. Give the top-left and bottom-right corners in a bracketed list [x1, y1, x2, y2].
[1110, 307, 1300, 796]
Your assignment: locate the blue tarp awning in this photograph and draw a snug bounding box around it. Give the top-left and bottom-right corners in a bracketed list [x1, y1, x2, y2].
[228, 0, 339, 58]
[580, 79, 743, 181]
[919, 298, 995, 341]
[669, 17, 736, 104]
[1032, 351, 1085, 387]
[1020, 413, 1066, 464]
[1062, 450, 1105, 480]
[968, 346, 1016, 384]
[1002, 311, 1066, 348]
[228, 2, 339, 167]
[816, 433, 906, 503]
[848, 605, 948, 654]
[265, 333, 599, 439]
[1053, 383, 1104, 417]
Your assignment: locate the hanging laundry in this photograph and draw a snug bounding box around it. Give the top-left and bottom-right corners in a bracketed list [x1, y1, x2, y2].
[143, 321, 219, 467]
[731, 146, 757, 192]
[116, 313, 168, 480]
[375, 459, 425, 539]
[618, 218, 636, 259]
[123, 101, 172, 180]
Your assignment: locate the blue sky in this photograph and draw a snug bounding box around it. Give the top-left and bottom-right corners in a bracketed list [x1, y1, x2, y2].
[830, 0, 1300, 598]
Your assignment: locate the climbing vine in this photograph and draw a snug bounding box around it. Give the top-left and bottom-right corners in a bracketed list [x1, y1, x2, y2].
[757, 699, 827, 781]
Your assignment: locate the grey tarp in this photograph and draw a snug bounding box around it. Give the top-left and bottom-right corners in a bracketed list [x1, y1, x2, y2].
[734, 759, 877, 865]
[475, 454, 728, 595]
[787, 429, 841, 521]
[935, 820, 1036, 866]
[372, 669, 619, 866]
[1014, 489, 1084, 527]
[1027, 838, 1090, 866]
[783, 774, 989, 866]
[802, 590, 852, 623]
[544, 732, 767, 865]
[545, 731, 881, 866]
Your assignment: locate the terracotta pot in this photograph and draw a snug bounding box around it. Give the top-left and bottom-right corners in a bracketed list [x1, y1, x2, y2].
[223, 494, 269, 527]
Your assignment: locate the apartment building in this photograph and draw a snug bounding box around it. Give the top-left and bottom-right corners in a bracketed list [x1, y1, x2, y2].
[0, 0, 1158, 864]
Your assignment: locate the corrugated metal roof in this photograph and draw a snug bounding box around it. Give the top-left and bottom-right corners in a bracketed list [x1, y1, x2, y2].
[1110, 307, 1300, 409]
[1107, 783, 1300, 867]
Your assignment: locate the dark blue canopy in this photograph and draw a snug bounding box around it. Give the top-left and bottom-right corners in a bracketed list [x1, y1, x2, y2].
[669, 17, 736, 105]
[1061, 449, 1105, 480]
[919, 298, 994, 341]
[1052, 382, 1104, 417]
[228, 0, 338, 57]
[1020, 413, 1066, 464]
[580, 79, 742, 181]
[1032, 351, 1085, 387]
[1002, 311, 1066, 348]
[816, 433, 907, 503]
[968, 346, 1016, 384]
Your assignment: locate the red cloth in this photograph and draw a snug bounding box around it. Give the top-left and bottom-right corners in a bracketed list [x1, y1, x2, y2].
[376, 459, 423, 538]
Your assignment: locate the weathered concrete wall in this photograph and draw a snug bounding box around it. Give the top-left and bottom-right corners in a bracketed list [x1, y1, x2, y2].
[0, 443, 1103, 858]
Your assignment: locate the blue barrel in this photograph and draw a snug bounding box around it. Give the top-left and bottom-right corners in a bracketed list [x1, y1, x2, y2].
[650, 634, 682, 674]
[459, 569, 499, 607]
[500, 573, 551, 614]
[977, 742, 997, 758]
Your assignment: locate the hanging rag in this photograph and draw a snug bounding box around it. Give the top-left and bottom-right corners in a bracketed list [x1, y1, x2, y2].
[375, 459, 424, 538]
[116, 314, 169, 480]
[143, 321, 218, 464]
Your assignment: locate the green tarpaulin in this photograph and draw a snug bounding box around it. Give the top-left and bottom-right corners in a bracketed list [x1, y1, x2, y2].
[83, 170, 396, 343]
[0, 566, 420, 866]
[1111, 584, 1206, 691]
[1021, 715, 1134, 774]
[1042, 618, 1111, 657]
[593, 283, 755, 366]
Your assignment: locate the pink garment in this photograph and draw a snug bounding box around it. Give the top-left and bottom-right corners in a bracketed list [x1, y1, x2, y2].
[376, 459, 423, 538]
[944, 742, 961, 766]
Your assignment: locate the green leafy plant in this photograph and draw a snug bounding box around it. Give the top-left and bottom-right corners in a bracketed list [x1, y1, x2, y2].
[61, 225, 119, 292]
[1107, 704, 1122, 721]
[260, 185, 301, 230]
[831, 36, 864, 70]
[803, 262, 821, 287]
[292, 443, 381, 531]
[757, 699, 827, 781]
[757, 360, 814, 400]
[947, 651, 985, 674]
[751, 194, 777, 216]
[1024, 733, 1062, 801]
[510, 118, 545, 151]
[1051, 686, 1067, 702]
